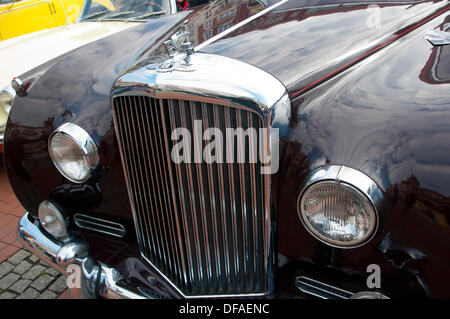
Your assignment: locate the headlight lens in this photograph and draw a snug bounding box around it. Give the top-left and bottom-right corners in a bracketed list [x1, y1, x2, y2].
[38, 201, 68, 239]
[0, 86, 15, 114]
[49, 123, 99, 183]
[298, 166, 381, 248]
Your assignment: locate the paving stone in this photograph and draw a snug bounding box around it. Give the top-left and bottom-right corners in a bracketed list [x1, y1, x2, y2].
[30, 274, 54, 292]
[38, 260, 48, 267]
[12, 260, 32, 275]
[28, 255, 40, 263]
[0, 291, 17, 299]
[0, 272, 20, 290]
[38, 290, 58, 299]
[22, 265, 46, 280]
[16, 287, 39, 299]
[7, 250, 30, 265]
[9, 279, 31, 294]
[45, 267, 60, 276]
[48, 275, 68, 293]
[0, 262, 14, 279]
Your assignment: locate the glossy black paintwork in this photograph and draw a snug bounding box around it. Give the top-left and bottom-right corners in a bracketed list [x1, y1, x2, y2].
[5, 12, 190, 230]
[200, 0, 449, 95]
[275, 12, 450, 298]
[4, 0, 450, 298]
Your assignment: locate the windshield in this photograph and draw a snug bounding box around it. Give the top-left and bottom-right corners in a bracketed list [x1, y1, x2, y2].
[80, 0, 173, 21]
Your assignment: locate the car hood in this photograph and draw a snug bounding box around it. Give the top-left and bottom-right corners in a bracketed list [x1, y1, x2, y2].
[0, 21, 139, 89]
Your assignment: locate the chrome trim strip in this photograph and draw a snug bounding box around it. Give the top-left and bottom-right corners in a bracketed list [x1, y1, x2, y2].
[296, 276, 390, 299]
[194, 0, 289, 51]
[73, 214, 126, 238]
[296, 276, 354, 299]
[114, 53, 287, 116]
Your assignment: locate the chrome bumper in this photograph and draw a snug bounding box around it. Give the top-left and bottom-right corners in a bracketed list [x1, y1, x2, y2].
[17, 212, 145, 299]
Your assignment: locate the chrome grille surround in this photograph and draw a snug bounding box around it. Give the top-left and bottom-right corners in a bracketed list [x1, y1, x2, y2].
[111, 53, 287, 297]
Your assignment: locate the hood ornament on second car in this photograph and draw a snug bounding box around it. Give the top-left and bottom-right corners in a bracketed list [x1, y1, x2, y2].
[164, 25, 193, 57]
[150, 25, 195, 73]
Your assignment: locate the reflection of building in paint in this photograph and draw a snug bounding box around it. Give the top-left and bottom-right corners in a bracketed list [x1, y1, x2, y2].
[187, 0, 264, 45]
[230, 2, 421, 36]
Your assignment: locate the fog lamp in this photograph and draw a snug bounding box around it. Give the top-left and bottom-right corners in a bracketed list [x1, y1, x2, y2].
[298, 166, 382, 248]
[38, 201, 68, 239]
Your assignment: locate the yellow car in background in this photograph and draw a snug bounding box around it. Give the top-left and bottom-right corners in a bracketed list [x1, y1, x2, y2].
[0, 0, 88, 41]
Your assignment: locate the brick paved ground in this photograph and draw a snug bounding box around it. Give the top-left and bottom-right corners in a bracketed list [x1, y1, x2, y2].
[0, 159, 70, 299]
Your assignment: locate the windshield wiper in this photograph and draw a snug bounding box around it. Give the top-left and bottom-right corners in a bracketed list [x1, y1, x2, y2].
[82, 10, 110, 20]
[135, 11, 167, 19]
[98, 10, 136, 20]
[126, 11, 167, 22]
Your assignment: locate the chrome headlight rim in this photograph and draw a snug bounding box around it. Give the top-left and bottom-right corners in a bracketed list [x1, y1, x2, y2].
[48, 123, 100, 183]
[0, 85, 16, 115]
[297, 165, 384, 249]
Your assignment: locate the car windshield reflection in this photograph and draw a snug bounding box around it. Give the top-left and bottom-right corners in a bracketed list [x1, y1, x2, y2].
[80, 0, 172, 21]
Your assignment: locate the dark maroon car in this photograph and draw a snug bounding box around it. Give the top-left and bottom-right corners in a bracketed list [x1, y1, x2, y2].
[4, 0, 450, 298]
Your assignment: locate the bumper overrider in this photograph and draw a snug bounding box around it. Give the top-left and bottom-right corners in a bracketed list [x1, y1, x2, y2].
[17, 212, 145, 299]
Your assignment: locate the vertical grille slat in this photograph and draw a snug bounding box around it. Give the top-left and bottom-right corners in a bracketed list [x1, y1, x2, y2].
[167, 99, 196, 293]
[113, 95, 271, 296]
[158, 99, 189, 288]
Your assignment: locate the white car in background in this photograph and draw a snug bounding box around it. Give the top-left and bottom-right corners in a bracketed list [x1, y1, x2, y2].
[0, 0, 176, 144]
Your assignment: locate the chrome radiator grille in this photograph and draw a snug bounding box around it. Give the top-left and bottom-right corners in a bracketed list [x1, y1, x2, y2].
[112, 95, 271, 296]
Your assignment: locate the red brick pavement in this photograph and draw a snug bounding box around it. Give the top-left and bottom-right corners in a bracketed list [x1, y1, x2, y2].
[0, 159, 71, 298]
[0, 161, 22, 263]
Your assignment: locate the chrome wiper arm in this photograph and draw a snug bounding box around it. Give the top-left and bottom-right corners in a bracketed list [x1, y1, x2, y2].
[98, 10, 136, 20]
[136, 11, 167, 19]
[82, 10, 110, 20]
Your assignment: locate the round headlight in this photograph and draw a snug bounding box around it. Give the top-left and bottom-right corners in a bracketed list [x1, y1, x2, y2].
[38, 201, 68, 239]
[49, 123, 99, 183]
[0, 85, 16, 114]
[298, 166, 382, 248]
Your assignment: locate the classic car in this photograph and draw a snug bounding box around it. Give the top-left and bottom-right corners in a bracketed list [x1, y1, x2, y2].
[0, 0, 84, 41]
[0, 0, 177, 149]
[5, 0, 450, 299]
